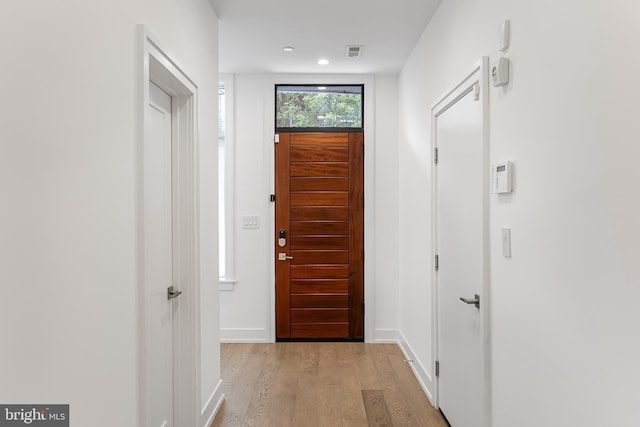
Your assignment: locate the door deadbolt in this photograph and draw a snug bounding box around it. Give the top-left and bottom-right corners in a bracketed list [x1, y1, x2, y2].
[278, 229, 286, 247]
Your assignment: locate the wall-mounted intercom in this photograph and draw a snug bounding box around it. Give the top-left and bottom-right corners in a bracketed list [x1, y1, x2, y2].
[278, 229, 286, 247]
[494, 161, 513, 194]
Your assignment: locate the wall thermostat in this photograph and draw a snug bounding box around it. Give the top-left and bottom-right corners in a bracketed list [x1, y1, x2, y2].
[491, 57, 510, 87]
[494, 161, 513, 193]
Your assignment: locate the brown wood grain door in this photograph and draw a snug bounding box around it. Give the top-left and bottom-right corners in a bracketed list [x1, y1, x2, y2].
[275, 132, 364, 340]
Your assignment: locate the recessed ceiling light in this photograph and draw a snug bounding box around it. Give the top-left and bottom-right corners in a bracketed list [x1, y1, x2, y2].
[282, 46, 295, 52]
[317, 86, 327, 90]
[317, 59, 329, 66]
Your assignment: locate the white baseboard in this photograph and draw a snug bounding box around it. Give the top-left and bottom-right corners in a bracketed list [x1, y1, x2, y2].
[220, 328, 269, 343]
[373, 328, 399, 343]
[201, 379, 224, 427]
[397, 330, 435, 404]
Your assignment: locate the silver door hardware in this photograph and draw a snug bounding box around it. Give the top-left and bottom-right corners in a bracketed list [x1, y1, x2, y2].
[460, 294, 480, 309]
[278, 229, 286, 247]
[167, 285, 182, 300]
[278, 253, 293, 261]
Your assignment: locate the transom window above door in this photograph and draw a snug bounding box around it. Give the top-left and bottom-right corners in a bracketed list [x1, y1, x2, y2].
[275, 85, 363, 132]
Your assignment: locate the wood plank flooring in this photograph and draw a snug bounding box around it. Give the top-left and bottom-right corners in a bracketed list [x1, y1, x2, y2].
[211, 343, 449, 427]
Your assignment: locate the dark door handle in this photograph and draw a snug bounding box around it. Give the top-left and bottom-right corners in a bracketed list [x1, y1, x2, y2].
[460, 294, 480, 309]
[168, 285, 183, 300]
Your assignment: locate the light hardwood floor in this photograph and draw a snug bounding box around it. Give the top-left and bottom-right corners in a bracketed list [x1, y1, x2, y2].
[211, 343, 449, 427]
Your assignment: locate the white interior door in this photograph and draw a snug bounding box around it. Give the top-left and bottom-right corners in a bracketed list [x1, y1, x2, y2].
[145, 81, 175, 427]
[436, 86, 484, 427]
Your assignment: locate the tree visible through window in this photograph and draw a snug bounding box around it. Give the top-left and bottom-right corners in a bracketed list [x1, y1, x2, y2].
[276, 85, 363, 129]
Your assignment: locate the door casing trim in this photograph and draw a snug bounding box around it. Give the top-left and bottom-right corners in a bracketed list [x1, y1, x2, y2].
[137, 25, 201, 427]
[430, 57, 491, 427]
[265, 74, 375, 343]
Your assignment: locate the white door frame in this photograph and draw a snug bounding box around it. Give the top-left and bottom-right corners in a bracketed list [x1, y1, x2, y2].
[265, 74, 376, 342]
[431, 57, 491, 426]
[137, 26, 201, 427]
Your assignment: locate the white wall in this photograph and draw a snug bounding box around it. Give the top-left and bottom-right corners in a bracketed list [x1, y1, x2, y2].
[373, 76, 401, 340]
[220, 74, 271, 341]
[220, 74, 400, 342]
[398, 0, 640, 426]
[0, 1, 221, 426]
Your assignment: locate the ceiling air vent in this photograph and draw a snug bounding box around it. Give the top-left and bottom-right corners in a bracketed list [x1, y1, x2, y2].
[345, 45, 363, 58]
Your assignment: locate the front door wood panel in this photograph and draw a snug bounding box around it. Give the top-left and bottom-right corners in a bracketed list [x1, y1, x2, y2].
[275, 132, 364, 340]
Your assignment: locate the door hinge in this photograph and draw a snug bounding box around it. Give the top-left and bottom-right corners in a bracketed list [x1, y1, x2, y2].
[434, 254, 439, 272]
[435, 360, 440, 377]
[274, 134, 280, 144]
[433, 147, 438, 165]
[270, 194, 276, 202]
[362, 302, 365, 315]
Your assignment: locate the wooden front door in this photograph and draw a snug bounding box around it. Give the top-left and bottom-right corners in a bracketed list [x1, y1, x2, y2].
[275, 132, 364, 340]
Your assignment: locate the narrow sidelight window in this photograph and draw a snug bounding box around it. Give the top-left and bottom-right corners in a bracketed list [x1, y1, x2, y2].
[218, 75, 235, 284]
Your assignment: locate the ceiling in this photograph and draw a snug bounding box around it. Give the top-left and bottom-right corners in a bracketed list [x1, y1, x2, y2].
[210, 0, 442, 74]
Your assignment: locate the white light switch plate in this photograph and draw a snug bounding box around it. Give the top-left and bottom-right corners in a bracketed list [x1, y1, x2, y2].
[501, 227, 512, 258]
[242, 215, 260, 229]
